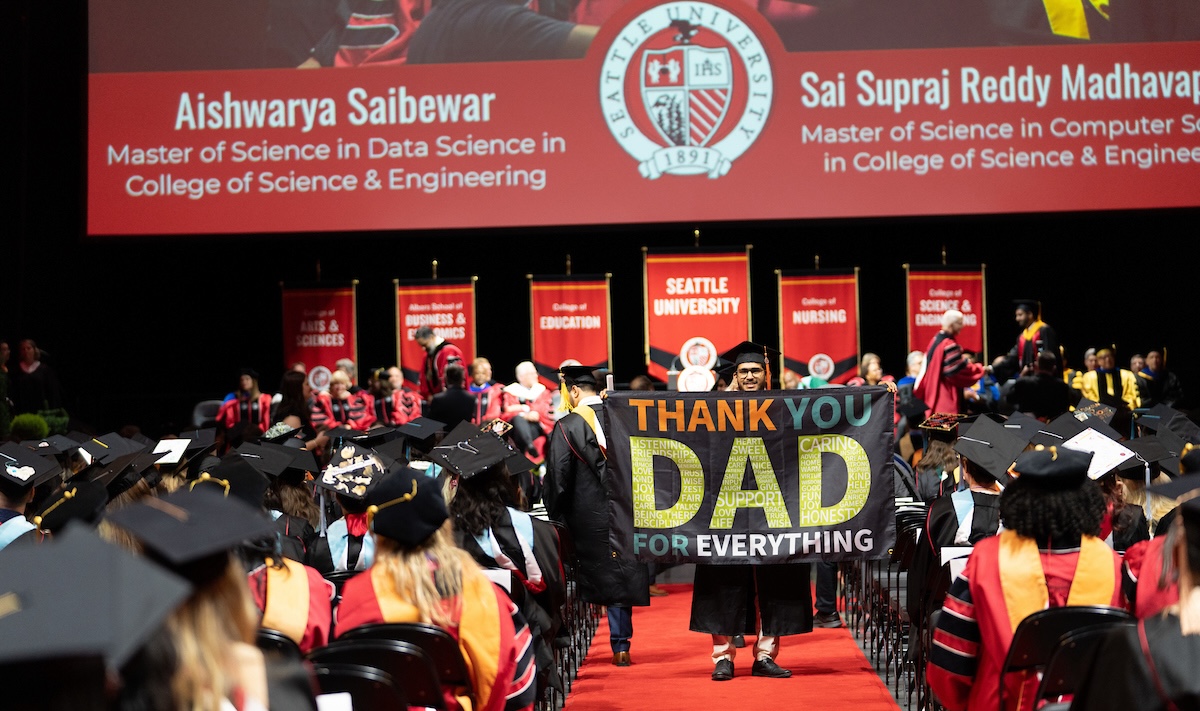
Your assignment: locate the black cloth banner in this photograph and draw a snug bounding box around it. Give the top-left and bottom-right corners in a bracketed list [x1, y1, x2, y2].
[606, 387, 895, 564]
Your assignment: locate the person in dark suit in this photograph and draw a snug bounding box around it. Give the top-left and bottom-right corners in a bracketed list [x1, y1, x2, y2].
[427, 363, 477, 433]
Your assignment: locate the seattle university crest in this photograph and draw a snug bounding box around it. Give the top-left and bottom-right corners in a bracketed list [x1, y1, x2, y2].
[600, 1, 773, 179]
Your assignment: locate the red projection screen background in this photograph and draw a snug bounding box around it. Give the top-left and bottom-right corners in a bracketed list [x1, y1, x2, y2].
[87, 0, 1200, 236]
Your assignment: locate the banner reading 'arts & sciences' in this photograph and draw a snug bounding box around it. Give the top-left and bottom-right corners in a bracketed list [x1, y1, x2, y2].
[606, 387, 895, 564]
[281, 284, 358, 391]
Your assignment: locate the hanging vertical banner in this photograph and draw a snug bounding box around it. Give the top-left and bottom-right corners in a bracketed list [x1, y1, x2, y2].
[280, 283, 358, 392]
[394, 278, 477, 393]
[777, 270, 859, 385]
[643, 248, 751, 384]
[529, 275, 612, 388]
[905, 265, 987, 358]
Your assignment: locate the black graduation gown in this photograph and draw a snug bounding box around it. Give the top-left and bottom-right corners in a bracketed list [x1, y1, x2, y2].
[544, 405, 649, 608]
[1072, 613, 1200, 711]
[689, 562, 813, 637]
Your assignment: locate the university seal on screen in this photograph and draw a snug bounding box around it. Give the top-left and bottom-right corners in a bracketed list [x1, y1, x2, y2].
[600, 1, 773, 179]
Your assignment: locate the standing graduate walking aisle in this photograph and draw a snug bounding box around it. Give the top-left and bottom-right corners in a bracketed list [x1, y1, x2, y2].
[561, 583, 900, 711]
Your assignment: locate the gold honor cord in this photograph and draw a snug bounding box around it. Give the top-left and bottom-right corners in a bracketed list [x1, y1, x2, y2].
[189, 472, 232, 497]
[366, 479, 419, 528]
[32, 487, 76, 530]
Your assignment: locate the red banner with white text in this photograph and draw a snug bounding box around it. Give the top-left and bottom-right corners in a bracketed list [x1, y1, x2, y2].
[529, 276, 612, 389]
[644, 249, 750, 383]
[778, 270, 859, 385]
[395, 279, 477, 392]
[280, 284, 358, 392]
[86, 0, 1200, 237]
[905, 266, 986, 358]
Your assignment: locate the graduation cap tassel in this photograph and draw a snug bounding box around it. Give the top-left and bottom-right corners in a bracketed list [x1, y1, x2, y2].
[318, 489, 328, 538]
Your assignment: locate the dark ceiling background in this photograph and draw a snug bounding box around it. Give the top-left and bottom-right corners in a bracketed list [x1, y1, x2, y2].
[8, 1, 1198, 438]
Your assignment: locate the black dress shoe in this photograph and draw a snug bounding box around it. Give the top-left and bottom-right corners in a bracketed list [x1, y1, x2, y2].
[711, 659, 734, 681]
[813, 611, 844, 628]
[732, 634, 746, 648]
[751, 658, 792, 678]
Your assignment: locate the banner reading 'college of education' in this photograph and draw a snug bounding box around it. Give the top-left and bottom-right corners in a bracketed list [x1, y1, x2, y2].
[905, 266, 986, 357]
[606, 388, 896, 564]
[644, 249, 750, 383]
[280, 283, 358, 392]
[529, 276, 612, 388]
[395, 279, 477, 392]
[777, 270, 859, 385]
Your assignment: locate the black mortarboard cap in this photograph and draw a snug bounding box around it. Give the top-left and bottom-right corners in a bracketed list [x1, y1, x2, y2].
[1001, 411, 1044, 444]
[919, 412, 965, 444]
[256, 441, 319, 480]
[1136, 403, 1186, 434]
[719, 340, 781, 367]
[316, 442, 385, 500]
[372, 436, 411, 469]
[30, 480, 108, 534]
[1181, 446, 1200, 476]
[367, 467, 448, 547]
[1012, 298, 1040, 315]
[90, 451, 161, 500]
[261, 426, 303, 445]
[396, 417, 447, 453]
[240, 367, 260, 381]
[0, 442, 62, 492]
[0, 523, 191, 668]
[954, 415, 1026, 482]
[897, 396, 930, 420]
[323, 426, 360, 443]
[191, 452, 270, 509]
[1116, 435, 1174, 479]
[1148, 468, 1200, 500]
[427, 422, 535, 479]
[356, 426, 401, 449]
[1011, 446, 1092, 487]
[107, 488, 276, 585]
[235, 442, 293, 480]
[78, 432, 148, 466]
[1031, 412, 1121, 447]
[18, 435, 81, 458]
[559, 365, 598, 388]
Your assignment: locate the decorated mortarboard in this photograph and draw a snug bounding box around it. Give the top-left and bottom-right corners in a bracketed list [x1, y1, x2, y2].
[1031, 411, 1122, 448]
[919, 412, 966, 443]
[190, 452, 270, 509]
[106, 488, 276, 585]
[1033, 414, 1133, 479]
[1010, 445, 1093, 487]
[395, 417, 447, 453]
[18, 435, 82, 458]
[30, 480, 108, 534]
[78, 432, 148, 466]
[427, 422, 536, 479]
[0, 523, 192, 668]
[954, 415, 1027, 483]
[316, 441, 385, 500]
[235, 442, 293, 480]
[367, 466, 449, 547]
[1116, 435, 1175, 479]
[1073, 398, 1117, 425]
[0, 442, 62, 492]
[260, 423, 304, 445]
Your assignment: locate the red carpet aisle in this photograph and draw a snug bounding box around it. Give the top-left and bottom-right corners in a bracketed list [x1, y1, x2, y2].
[562, 584, 900, 711]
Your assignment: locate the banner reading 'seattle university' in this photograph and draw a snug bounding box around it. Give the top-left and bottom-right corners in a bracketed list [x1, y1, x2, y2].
[281, 283, 358, 392]
[906, 266, 986, 357]
[778, 270, 859, 385]
[395, 279, 477, 392]
[644, 249, 750, 383]
[529, 276, 611, 389]
[606, 388, 895, 564]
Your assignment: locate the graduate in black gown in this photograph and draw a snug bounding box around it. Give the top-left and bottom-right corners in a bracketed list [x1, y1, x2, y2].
[1073, 496, 1200, 710]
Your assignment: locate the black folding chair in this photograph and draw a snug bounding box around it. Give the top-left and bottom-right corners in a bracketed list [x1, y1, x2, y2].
[255, 627, 303, 661]
[310, 662, 407, 711]
[336, 622, 474, 707]
[998, 605, 1134, 710]
[1034, 621, 1135, 711]
[308, 638, 444, 710]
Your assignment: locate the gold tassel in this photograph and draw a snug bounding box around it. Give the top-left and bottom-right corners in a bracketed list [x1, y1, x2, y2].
[557, 379, 573, 413]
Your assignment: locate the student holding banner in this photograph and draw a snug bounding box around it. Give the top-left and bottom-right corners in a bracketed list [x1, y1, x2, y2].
[690, 341, 810, 682]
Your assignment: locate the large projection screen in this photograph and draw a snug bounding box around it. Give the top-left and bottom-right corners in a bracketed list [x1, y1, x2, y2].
[87, 0, 1200, 236]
